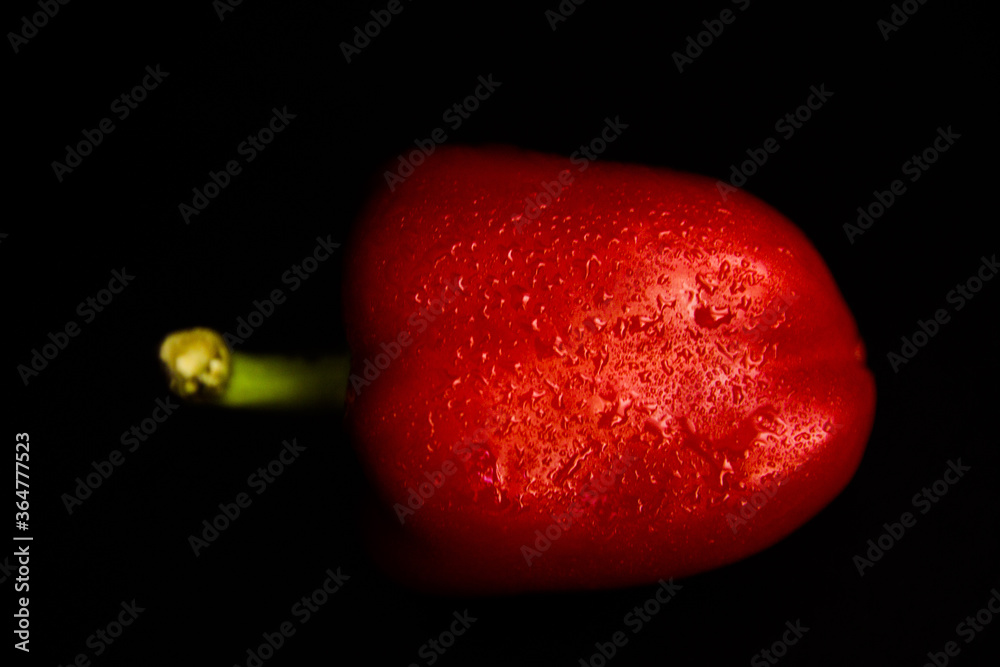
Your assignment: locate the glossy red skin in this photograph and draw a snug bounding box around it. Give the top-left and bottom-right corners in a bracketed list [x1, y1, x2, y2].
[344, 145, 875, 594]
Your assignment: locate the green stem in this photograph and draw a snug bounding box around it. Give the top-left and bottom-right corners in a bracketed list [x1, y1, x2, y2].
[159, 327, 348, 410]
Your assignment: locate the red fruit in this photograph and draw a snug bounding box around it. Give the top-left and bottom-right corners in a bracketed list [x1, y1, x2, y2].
[343, 145, 875, 593]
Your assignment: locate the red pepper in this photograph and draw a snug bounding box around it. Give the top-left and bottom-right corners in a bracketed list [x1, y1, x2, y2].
[343, 145, 875, 593]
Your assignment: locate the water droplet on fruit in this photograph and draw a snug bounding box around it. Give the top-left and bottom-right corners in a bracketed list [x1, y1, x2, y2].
[694, 305, 734, 329]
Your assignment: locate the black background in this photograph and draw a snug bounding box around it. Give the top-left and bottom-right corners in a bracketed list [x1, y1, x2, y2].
[6, 1, 998, 665]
